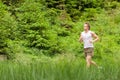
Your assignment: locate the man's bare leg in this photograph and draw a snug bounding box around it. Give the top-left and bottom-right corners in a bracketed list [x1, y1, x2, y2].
[86, 55, 98, 68]
[91, 60, 98, 67]
[86, 55, 92, 68]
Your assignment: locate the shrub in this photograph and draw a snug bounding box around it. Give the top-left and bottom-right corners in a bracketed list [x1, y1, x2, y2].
[81, 8, 98, 21]
[0, 2, 17, 55]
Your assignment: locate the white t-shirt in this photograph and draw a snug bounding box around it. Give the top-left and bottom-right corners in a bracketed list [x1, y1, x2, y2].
[81, 30, 94, 48]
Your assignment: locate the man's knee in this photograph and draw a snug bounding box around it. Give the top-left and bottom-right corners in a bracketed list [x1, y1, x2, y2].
[86, 56, 91, 63]
[86, 55, 91, 60]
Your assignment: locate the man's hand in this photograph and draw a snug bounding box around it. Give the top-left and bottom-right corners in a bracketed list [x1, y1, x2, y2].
[79, 39, 83, 42]
[89, 40, 94, 43]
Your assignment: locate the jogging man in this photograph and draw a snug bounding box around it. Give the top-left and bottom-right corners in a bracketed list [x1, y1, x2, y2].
[79, 22, 99, 68]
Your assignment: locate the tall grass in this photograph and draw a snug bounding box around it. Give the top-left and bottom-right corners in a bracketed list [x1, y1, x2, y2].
[0, 56, 119, 80]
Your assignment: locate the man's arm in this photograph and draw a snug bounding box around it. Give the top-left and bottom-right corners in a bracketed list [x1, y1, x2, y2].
[79, 34, 83, 42]
[90, 32, 99, 43]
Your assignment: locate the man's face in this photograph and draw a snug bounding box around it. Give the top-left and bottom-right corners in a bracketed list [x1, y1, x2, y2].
[84, 24, 89, 31]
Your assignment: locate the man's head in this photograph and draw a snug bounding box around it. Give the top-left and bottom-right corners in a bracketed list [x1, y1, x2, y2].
[84, 22, 90, 31]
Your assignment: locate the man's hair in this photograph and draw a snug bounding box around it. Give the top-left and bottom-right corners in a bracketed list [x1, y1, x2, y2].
[84, 22, 90, 30]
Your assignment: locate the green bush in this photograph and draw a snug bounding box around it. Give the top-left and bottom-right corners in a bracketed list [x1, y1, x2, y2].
[82, 8, 98, 21]
[104, 1, 119, 9]
[114, 14, 120, 24]
[0, 2, 17, 55]
[0, 0, 120, 59]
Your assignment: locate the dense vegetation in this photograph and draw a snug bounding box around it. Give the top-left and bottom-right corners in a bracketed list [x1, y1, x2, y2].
[0, 0, 120, 80]
[0, 0, 120, 57]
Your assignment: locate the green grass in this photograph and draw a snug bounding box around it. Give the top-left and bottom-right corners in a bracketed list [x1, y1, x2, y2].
[0, 55, 120, 80]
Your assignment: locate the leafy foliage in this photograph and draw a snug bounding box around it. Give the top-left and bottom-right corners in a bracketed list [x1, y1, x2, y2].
[0, 0, 120, 59]
[0, 2, 17, 55]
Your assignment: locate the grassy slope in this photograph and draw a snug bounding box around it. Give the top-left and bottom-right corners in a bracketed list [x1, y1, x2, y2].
[13, 7, 120, 65]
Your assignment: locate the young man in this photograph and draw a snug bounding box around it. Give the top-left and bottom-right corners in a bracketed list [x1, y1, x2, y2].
[79, 22, 99, 68]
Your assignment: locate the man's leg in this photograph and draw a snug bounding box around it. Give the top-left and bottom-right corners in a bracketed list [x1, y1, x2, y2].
[86, 55, 92, 68]
[91, 61, 98, 67]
